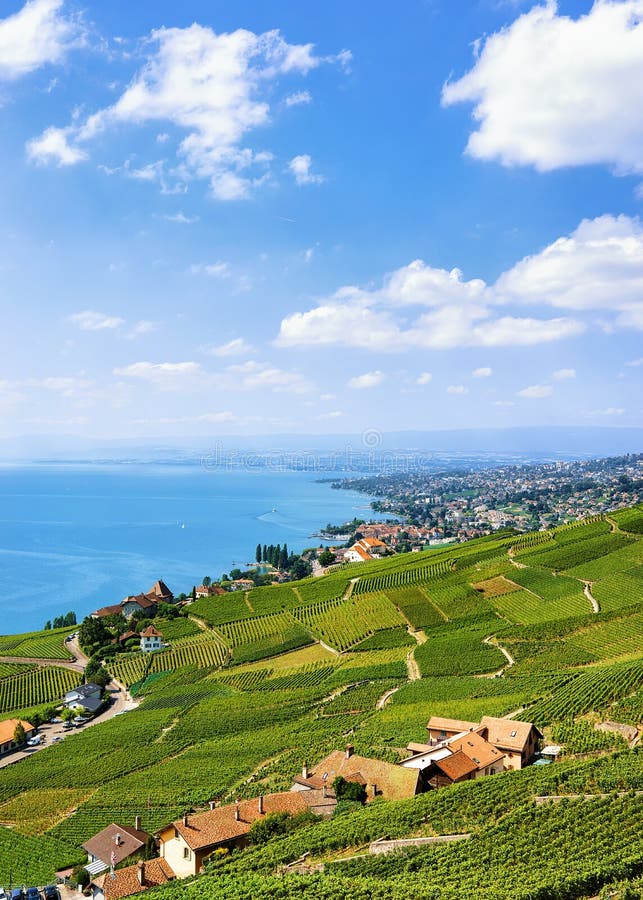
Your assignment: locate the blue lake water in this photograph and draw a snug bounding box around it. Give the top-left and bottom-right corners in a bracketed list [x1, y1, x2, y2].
[0, 464, 379, 634]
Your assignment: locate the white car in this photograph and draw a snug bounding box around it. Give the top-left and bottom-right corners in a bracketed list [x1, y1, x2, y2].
[26, 735, 43, 747]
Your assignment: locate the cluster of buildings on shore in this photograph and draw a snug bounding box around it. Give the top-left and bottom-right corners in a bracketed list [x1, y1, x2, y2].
[91, 581, 174, 621]
[84, 714, 542, 900]
[336, 454, 643, 542]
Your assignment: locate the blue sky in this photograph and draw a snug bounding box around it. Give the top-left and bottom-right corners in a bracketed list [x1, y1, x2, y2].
[1, 0, 642, 440]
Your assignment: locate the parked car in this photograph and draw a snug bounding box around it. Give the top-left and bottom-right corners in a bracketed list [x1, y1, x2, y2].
[62, 721, 74, 730]
[26, 735, 43, 747]
[0, 886, 8, 900]
[72, 716, 89, 724]
[43, 887, 59, 900]
[49, 717, 62, 724]
[10, 889, 25, 900]
[26, 888, 41, 900]
[51, 736, 63, 743]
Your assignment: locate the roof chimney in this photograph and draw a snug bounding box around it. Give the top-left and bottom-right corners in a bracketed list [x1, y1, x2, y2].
[302, 761, 309, 779]
[369, 783, 377, 800]
[345, 743, 354, 759]
[135, 816, 142, 832]
[137, 862, 145, 887]
[182, 813, 189, 827]
[234, 800, 240, 822]
[322, 784, 327, 799]
[209, 801, 216, 811]
[114, 833, 122, 846]
[258, 795, 264, 815]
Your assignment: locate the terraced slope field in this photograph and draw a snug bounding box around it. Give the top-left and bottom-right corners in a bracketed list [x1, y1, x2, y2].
[0, 509, 639, 896]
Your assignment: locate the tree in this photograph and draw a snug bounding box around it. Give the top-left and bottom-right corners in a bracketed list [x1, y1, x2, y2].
[61, 706, 76, 723]
[44, 620, 52, 631]
[262, 544, 268, 562]
[290, 557, 312, 580]
[332, 776, 366, 803]
[256, 544, 262, 564]
[318, 549, 335, 567]
[84, 658, 110, 688]
[13, 722, 26, 746]
[279, 546, 288, 570]
[63, 611, 77, 627]
[191, 585, 197, 602]
[202, 576, 211, 587]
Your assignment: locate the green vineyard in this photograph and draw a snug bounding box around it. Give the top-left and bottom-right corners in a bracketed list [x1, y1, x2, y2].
[0, 665, 78, 715]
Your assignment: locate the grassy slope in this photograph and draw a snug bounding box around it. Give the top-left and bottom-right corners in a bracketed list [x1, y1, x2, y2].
[0, 510, 640, 896]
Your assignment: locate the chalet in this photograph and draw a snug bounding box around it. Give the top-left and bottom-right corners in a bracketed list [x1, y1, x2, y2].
[344, 538, 387, 563]
[91, 858, 174, 900]
[92, 580, 173, 620]
[0, 718, 35, 756]
[478, 716, 543, 770]
[195, 585, 210, 598]
[292, 744, 421, 802]
[64, 683, 103, 715]
[139, 625, 163, 653]
[82, 820, 150, 876]
[157, 793, 313, 878]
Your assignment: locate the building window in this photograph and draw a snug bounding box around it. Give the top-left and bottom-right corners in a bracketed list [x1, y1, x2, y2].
[183, 848, 191, 860]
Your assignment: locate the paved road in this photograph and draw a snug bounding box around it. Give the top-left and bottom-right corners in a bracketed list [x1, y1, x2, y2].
[0, 636, 137, 771]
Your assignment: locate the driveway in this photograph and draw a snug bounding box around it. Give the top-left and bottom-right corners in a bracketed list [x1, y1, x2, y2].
[0, 635, 137, 770]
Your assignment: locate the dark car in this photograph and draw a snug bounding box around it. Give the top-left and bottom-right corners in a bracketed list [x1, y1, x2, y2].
[26, 888, 41, 900]
[43, 887, 59, 900]
[10, 890, 25, 900]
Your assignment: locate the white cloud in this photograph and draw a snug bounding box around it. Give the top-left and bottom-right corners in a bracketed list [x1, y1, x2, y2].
[585, 406, 625, 416]
[0, 0, 83, 81]
[416, 372, 433, 385]
[442, 1, 643, 176]
[226, 360, 313, 393]
[277, 214, 643, 352]
[496, 216, 643, 329]
[317, 409, 344, 420]
[552, 367, 576, 380]
[162, 211, 199, 224]
[288, 154, 324, 185]
[68, 310, 124, 331]
[27, 125, 88, 166]
[447, 384, 469, 395]
[277, 256, 583, 352]
[348, 371, 385, 390]
[284, 90, 312, 107]
[516, 383, 553, 398]
[28, 23, 345, 198]
[625, 357, 643, 367]
[302, 247, 314, 263]
[207, 338, 254, 357]
[472, 366, 492, 377]
[493, 400, 515, 407]
[114, 361, 203, 390]
[127, 320, 158, 339]
[189, 261, 231, 278]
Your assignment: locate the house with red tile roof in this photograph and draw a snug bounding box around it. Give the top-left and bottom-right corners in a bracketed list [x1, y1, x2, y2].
[91, 581, 174, 620]
[91, 858, 174, 900]
[0, 718, 34, 756]
[156, 792, 316, 878]
[292, 744, 420, 802]
[139, 625, 163, 653]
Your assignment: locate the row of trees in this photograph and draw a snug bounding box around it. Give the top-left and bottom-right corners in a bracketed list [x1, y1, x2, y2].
[44, 611, 77, 630]
[255, 543, 290, 569]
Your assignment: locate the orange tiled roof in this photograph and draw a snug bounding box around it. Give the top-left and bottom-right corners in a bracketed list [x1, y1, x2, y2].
[0, 718, 34, 744]
[427, 716, 477, 734]
[448, 730, 505, 769]
[101, 858, 174, 900]
[303, 750, 419, 801]
[433, 750, 478, 781]
[139, 625, 163, 638]
[82, 824, 149, 867]
[163, 792, 311, 851]
[479, 716, 542, 752]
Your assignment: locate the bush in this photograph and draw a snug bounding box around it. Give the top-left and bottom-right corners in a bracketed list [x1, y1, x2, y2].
[332, 776, 366, 804]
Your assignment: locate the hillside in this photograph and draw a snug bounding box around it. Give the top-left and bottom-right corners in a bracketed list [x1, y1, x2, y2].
[0, 507, 641, 898]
